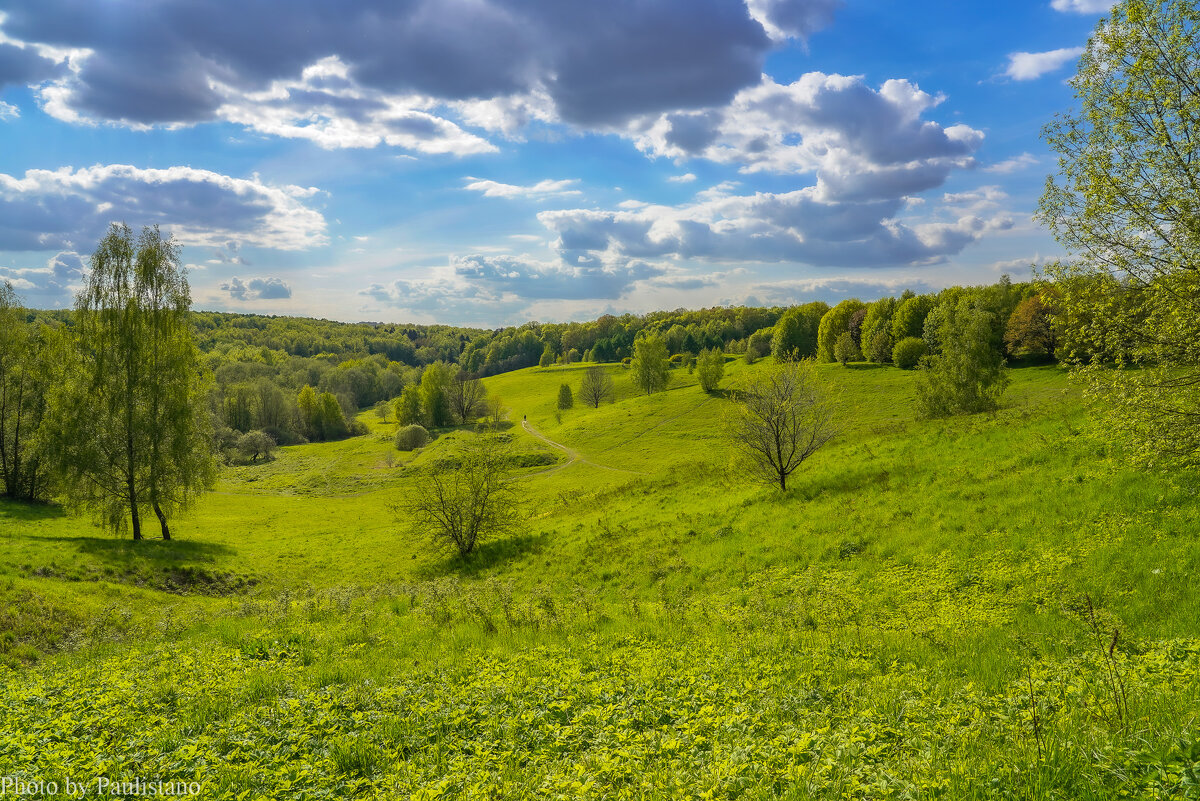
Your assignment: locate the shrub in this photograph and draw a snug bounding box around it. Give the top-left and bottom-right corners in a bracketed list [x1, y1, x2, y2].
[833, 332, 862, 365]
[557, 383, 574, 410]
[866, 330, 892, 363]
[395, 424, 430, 451]
[892, 337, 927, 369]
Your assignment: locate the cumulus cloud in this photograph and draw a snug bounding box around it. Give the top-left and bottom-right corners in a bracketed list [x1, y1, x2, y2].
[0, 0, 842, 150]
[0, 250, 86, 306]
[463, 177, 582, 199]
[1050, 0, 1115, 12]
[220, 276, 293, 301]
[451, 253, 663, 299]
[667, 173, 697, 183]
[0, 164, 326, 252]
[1004, 48, 1084, 80]
[632, 73, 982, 199]
[0, 100, 17, 120]
[537, 185, 1013, 269]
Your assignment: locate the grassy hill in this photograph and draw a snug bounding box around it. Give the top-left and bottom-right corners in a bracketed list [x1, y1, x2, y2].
[1, 360, 1198, 799]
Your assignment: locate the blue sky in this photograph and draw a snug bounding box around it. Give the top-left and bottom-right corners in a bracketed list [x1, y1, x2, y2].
[0, 0, 1111, 325]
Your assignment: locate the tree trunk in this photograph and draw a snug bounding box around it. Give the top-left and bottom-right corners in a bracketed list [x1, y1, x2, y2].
[130, 498, 143, 540]
[779, 472, 787, 492]
[154, 501, 170, 540]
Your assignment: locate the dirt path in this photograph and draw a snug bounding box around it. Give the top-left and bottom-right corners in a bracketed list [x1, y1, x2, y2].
[521, 420, 645, 477]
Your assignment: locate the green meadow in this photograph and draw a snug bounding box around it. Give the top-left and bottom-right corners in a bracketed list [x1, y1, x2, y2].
[2, 360, 1199, 799]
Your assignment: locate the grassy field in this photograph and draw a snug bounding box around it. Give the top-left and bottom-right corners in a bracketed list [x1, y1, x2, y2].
[1, 359, 1198, 799]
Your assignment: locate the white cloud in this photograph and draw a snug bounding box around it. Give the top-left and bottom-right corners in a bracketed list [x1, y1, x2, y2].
[0, 164, 327, 252]
[0, 101, 18, 120]
[537, 185, 1013, 269]
[463, 177, 582, 199]
[220, 276, 293, 301]
[984, 153, 1039, 173]
[1005, 48, 1084, 81]
[212, 57, 496, 156]
[632, 73, 981, 199]
[1050, 0, 1116, 13]
[667, 173, 697, 183]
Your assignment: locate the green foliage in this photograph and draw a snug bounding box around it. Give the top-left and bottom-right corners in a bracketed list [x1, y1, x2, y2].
[1005, 294, 1057, 359]
[816, 299, 867, 362]
[630, 335, 670, 395]
[399, 434, 521, 558]
[833, 332, 862, 366]
[538, 345, 554, 368]
[41, 224, 216, 540]
[916, 298, 1010, 417]
[578, 365, 615, 408]
[1038, 0, 1200, 468]
[696, 348, 725, 392]
[892, 337, 927, 369]
[860, 297, 897, 356]
[394, 385, 423, 426]
[0, 283, 53, 501]
[236, 430, 276, 463]
[866, 330, 893, 364]
[556, 383, 574, 410]
[891, 294, 934, 342]
[745, 326, 773, 363]
[418, 362, 456, 427]
[771, 302, 828, 360]
[394, 424, 430, 451]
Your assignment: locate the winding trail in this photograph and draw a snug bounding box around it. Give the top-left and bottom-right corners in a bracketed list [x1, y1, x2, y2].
[521, 420, 645, 477]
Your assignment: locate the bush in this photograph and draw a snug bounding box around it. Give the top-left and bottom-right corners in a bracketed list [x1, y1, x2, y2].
[915, 299, 1009, 418]
[557, 383, 574, 410]
[892, 337, 927, 369]
[395, 424, 430, 451]
[866, 330, 892, 363]
[833, 332, 862, 365]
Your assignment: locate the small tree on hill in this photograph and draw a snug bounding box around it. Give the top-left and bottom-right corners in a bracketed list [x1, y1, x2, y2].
[42, 224, 216, 540]
[728, 359, 839, 491]
[833, 332, 862, 365]
[539, 344, 555, 368]
[399, 435, 521, 559]
[916, 299, 1009, 417]
[394, 384, 423, 426]
[236, 430, 276, 463]
[579, 365, 615, 407]
[449, 373, 487, 424]
[630, 335, 670, 395]
[696, 348, 725, 392]
[557, 383, 574, 410]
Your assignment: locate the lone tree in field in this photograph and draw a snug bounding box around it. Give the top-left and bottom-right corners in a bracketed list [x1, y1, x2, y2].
[236, 430, 276, 463]
[728, 359, 839, 491]
[630, 335, 670, 395]
[449, 372, 487, 424]
[915, 298, 1009, 418]
[43, 224, 216, 539]
[696, 348, 725, 392]
[557, 382, 574, 410]
[579, 365, 614, 407]
[400, 435, 521, 559]
[1038, 0, 1200, 467]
